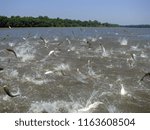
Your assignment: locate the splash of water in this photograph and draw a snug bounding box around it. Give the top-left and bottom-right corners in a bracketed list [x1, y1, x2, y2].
[119, 38, 128, 45]
[15, 43, 36, 62]
[140, 51, 148, 58]
[120, 84, 127, 96]
[54, 63, 70, 71]
[77, 101, 105, 113]
[28, 101, 82, 113]
[22, 74, 48, 85]
[5, 69, 19, 78]
[99, 43, 109, 57]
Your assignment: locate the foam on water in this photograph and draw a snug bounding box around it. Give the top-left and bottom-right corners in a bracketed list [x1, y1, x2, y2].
[85, 90, 99, 107]
[2, 95, 11, 101]
[130, 44, 140, 51]
[77, 101, 106, 113]
[107, 104, 118, 113]
[5, 69, 19, 79]
[54, 63, 70, 72]
[8, 42, 16, 47]
[99, 36, 102, 40]
[67, 46, 76, 52]
[29, 101, 82, 113]
[22, 74, 48, 85]
[28, 100, 109, 113]
[54, 37, 59, 41]
[140, 51, 148, 58]
[91, 38, 97, 42]
[82, 38, 87, 42]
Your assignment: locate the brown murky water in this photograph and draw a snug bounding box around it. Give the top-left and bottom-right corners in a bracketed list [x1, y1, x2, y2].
[0, 27, 150, 112]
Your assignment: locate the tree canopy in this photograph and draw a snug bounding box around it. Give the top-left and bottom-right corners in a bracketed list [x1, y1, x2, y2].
[0, 16, 119, 27]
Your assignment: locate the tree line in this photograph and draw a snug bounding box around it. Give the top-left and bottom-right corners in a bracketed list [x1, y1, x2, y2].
[121, 25, 150, 28]
[0, 16, 119, 27]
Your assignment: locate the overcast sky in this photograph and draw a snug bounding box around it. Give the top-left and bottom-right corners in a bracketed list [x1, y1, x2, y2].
[0, 0, 150, 25]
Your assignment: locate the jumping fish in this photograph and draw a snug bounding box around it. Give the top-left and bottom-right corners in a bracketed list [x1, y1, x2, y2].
[87, 41, 92, 48]
[99, 43, 106, 53]
[9, 26, 12, 29]
[0, 67, 4, 71]
[40, 36, 49, 48]
[40, 36, 48, 44]
[3, 85, 20, 97]
[140, 72, 150, 81]
[40, 36, 46, 43]
[6, 48, 17, 58]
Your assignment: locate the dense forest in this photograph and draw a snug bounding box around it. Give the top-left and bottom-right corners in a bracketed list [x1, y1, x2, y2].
[0, 16, 119, 27]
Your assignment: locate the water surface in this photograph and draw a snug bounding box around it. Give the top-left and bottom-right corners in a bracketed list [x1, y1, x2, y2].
[0, 27, 150, 112]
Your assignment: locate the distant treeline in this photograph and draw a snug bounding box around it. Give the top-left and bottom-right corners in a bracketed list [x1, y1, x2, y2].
[121, 25, 150, 28]
[0, 16, 119, 27]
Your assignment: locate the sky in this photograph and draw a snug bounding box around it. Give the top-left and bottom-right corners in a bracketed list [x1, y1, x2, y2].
[0, 0, 150, 25]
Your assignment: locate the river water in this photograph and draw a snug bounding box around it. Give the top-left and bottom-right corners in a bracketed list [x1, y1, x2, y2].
[0, 27, 150, 113]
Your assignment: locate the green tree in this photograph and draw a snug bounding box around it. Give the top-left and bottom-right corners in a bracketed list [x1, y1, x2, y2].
[0, 15, 120, 27]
